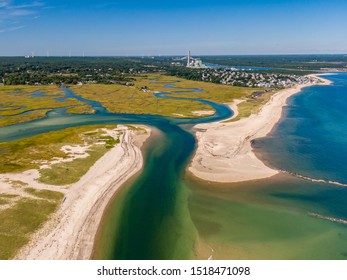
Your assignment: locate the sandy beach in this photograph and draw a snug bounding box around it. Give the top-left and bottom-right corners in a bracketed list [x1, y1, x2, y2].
[189, 75, 332, 183]
[13, 125, 150, 260]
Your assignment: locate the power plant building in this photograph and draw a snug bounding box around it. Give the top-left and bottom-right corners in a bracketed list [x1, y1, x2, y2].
[186, 50, 206, 68]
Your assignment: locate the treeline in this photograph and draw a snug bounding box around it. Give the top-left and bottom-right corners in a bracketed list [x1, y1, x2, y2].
[0, 57, 170, 85]
[201, 54, 347, 71]
[166, 67, 223, 83]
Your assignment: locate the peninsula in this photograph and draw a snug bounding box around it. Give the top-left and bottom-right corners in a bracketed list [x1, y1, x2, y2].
[189, 75, 332, 183]
[13, 125, 150, 259]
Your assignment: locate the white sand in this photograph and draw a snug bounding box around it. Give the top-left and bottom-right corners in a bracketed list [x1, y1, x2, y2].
[14, 125, 150, 260]
[189, 75, 331, 183]
[192, 110, 215, 116]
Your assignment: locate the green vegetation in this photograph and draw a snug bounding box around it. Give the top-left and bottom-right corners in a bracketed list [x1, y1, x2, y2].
[162, 76, 260, 103]
[0, 109, 50, 128]
[229, 90, 278, 122]
[101, 135, 120, 149]
[66, 104, 96, 114]
[0, 194, 19, 199]
[70, 80, 214, 118]
[1, 56, 345, 87]
[127, 125, 147, 133]
[0, 197, 62, 259]
[10, 180, 28, 188]
[141, 74, 278, 121]
[39, 144, 113, 185]
[0, 124, 123, 259]
[70, 73, 274, 120]
[0, 85, 94, 127]
[24, 188, 64, 201]
[202, 54, 347, 72]
[147, 74, 273, 120]
[0, 125, 118, 174]
[0, 70, 278, 122]
[0, 198, 8, 205]
[0, 57, 150, 86]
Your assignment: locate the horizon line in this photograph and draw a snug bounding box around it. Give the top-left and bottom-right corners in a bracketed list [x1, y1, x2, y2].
[1, 53, 347, 58]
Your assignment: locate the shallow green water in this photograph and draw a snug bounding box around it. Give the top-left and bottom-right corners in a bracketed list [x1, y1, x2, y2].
[94, 126, 198, 259]
[187, 175, 347, 259]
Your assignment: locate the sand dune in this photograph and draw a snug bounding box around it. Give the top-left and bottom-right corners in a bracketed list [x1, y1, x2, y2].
[15, 125, 150, 260]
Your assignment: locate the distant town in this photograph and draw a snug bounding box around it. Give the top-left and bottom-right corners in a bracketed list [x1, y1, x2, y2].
[190, 67, 321, 88]
[168, 51, 322, 88]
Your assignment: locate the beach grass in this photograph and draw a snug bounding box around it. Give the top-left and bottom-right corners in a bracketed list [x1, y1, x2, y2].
[0, 194, 19, 199]
[0, 125, 118, 174]
[0, 197, 62, 259]
[0, 124, 126, 259]
[24, 188, 64, 201]
[0, 198, 9, 205]
[127, 125, 147, 133]
[10, 180, 28, 188]
[230, 90, 278, 122]
[39, 144, 114, 185]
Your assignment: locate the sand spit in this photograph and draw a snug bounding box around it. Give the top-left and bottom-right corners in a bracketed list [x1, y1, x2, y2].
[15, 125, 150, 260]
[189, 75, 332, 183]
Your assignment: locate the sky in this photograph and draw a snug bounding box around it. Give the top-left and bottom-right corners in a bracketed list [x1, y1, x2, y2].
[0, 0, 347, 56]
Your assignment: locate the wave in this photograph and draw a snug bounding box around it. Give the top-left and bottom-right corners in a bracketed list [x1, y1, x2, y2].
[317, 73, 339, 76]
[279, 170, 347, 187]
[308, 212, 347, 225]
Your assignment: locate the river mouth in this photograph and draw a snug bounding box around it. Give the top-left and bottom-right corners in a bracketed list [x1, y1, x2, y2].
[2, 74, 347, 260]
[0, 82, 233, 260]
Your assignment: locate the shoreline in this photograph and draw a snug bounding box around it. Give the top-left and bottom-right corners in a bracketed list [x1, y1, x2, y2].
[188, 74, 332, 183]
[90, 126, 164, 259]
[15, 125, 150, 260]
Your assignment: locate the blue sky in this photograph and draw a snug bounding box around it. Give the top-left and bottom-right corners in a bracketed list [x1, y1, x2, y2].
[0, 0, 347, 56]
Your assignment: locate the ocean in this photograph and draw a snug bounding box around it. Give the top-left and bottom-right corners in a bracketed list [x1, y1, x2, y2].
[186, 73, 347, 259]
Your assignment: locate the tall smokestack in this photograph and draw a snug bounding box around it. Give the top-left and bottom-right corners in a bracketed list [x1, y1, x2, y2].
[187, 50, 190, 67]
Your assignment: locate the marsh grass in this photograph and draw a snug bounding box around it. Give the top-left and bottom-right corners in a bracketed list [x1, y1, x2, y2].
[136, 74, 276, 121]
[0, 85, 93, 127]
[0, 109, 50, 127]
[69, 79, 214, 118]
[66, 104, 95, 114]
[150, 73, 276, 121]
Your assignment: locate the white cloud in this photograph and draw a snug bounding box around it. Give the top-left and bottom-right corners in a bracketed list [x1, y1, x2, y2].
[10, 9, 35, 16]
[0, 25, 24, 32]
[0, 0, 44, 33]
[0, 1, 11, 8]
